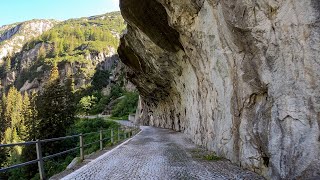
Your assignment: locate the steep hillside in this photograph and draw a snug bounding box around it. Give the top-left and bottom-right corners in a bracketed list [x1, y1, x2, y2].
[0, 11, 138, 119]
[0, 19, 57, 61]
[0, 11, 139, 179]
[118, 0, 320, 179]
[0, 12, 126, 93]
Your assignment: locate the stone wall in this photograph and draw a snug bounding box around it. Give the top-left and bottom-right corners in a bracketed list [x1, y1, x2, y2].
[118, 0, 320, 179]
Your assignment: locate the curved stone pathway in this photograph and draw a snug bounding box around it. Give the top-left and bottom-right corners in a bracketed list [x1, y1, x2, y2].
[61, 126, 264, 180]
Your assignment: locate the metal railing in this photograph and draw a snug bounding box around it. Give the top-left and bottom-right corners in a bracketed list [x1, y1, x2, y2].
[0, 125, 140, 180]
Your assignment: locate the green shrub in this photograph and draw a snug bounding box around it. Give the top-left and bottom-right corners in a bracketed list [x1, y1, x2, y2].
[89, 95, 109, 115]
[70, 118, 119, 134]
[77, 95, 97, 115]
[68, 118, 120, 154]
[111, 92, 139, 118]
[76, 85, 124, 116]
[44, 156, 75, 178]
[109, 84, 124, 99]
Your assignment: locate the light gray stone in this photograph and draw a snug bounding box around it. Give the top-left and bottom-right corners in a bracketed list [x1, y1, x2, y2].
[118, 0, 320, 179]
[66, 157, 80, 169]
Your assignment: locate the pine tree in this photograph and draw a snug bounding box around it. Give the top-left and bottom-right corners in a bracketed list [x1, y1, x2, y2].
[0, 92, 5, 140]
[49, 31, 58, 42]
[0, 87, 25, 168]
[3, 87, 24, 144]
[67, 36, 75, 54]
[33, 70, 76, 152]
[38, 44, 46, 61]
[33, 78, 76, 159]
[65, 77, 76, 113]
[50, 42, 59, 58]
[4, 56, 11, 74]
[22, 92, 33, 140]
[48, 65, 59, 84]
[29, 91, 38, 140]
[20, 91, 38, 179]
[0, 91, 7, 169]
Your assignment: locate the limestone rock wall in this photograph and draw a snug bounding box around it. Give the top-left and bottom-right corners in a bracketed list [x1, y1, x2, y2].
[118, 0, 320, 179]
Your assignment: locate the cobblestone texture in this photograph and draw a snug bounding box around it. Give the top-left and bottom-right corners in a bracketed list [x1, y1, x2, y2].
[61, 126, 264, 180]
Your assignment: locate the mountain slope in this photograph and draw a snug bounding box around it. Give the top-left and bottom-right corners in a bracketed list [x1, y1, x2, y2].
[0, 19, 58, 61]
[0, 12, 127, 93]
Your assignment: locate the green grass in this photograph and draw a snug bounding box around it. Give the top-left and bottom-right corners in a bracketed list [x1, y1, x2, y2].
[203, 153, 222, 161]
[190, 148, 222, 161]
[106, 115, 129, 120]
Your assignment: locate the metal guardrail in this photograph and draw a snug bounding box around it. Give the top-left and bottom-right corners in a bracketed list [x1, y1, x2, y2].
[0, 125, 140, 180]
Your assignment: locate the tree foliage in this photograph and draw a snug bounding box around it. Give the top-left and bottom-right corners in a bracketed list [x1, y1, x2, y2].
[23, 91, 38, 141]
[3, 87, 25, 144]
[35, 69, 76, 140]
[92, 69, 110, 90]
[0, 87, 31, 173]
[77, 95, 97, 115]
[48, 64, 59, 83]
[4, 56, 11, 75]
[111, 92, 139, 118]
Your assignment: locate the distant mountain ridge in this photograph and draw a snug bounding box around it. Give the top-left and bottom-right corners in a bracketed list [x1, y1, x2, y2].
[0, 19, 58, 61]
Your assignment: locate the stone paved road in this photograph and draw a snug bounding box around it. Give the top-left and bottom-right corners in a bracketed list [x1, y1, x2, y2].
[61, 126, 264, 180]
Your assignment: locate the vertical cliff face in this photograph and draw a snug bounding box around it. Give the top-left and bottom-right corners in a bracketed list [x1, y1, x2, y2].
[118, 0, 320, 179]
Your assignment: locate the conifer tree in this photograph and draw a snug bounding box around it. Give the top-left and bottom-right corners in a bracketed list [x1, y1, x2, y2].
[38, 44, 46, 61]
[22, 92, 33, 140]
[48, 64, 59, 84]
[3, 87, 24, 144]
[49, 31, 58, 42]
[0, 92, 5, 140]
[0, 92, 6, 169]
[4, 56, 11, 74]
[20, 91, 38, 179]
[33, 66, 76, 156]
[50, 42, 59, 58]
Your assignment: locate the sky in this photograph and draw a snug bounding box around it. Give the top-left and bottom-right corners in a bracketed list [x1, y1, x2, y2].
[0, 0, 120, 26]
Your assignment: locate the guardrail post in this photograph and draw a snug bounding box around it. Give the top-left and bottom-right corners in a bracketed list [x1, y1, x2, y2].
[36, 139, 45, 180]
[100, 130, 103, 150]
[118, 127, 120, 142]
[124, 131, 127, 139]
[111, 129, 114, 144]
[80, 134, 84, 161]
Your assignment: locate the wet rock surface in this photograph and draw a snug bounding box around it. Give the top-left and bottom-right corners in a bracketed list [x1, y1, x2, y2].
[61, 126, 263, 180]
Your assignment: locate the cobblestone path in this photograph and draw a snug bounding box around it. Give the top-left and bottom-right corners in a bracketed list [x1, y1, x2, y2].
[61, 126, 264, 180]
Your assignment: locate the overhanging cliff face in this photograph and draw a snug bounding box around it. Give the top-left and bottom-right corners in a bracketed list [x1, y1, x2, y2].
[118, 0, 320, 179]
